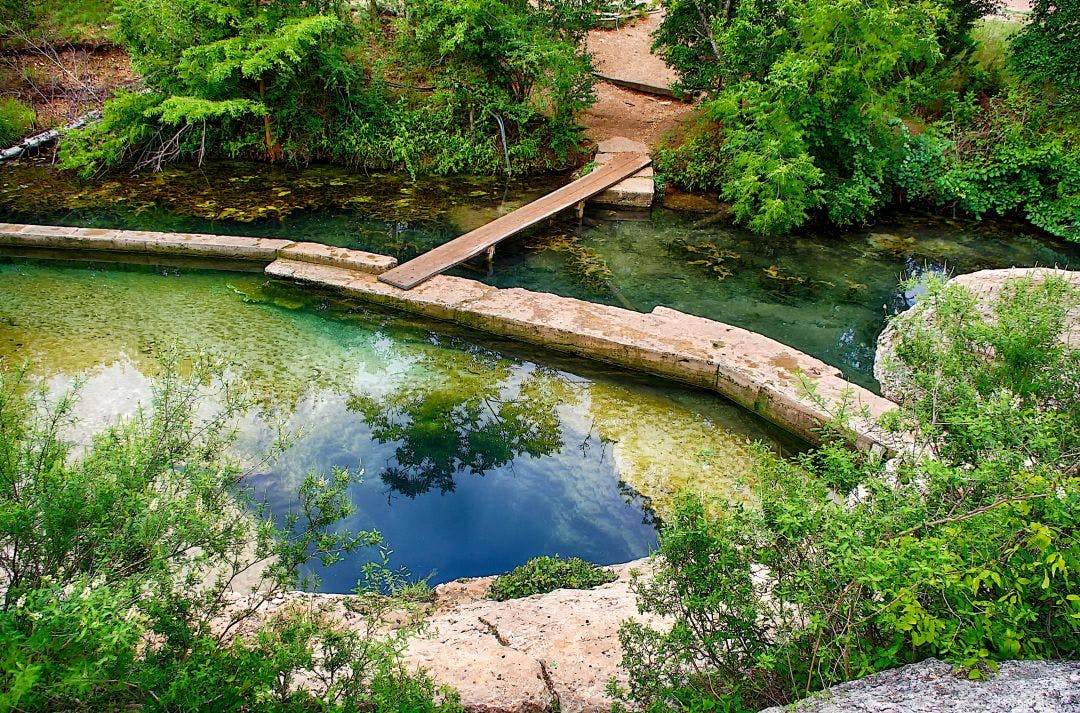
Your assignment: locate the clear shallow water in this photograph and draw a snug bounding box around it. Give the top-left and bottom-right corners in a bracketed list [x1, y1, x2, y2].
[482, 212, 1079, 389]
[0, 260, 802, 592]
[4, 160, 1076, 390]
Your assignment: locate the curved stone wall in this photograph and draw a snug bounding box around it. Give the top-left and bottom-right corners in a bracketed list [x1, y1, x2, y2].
[0, 221, 898, 448]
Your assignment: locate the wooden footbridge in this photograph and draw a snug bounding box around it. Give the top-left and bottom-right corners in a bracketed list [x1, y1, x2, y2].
[378, 152, 651, 290]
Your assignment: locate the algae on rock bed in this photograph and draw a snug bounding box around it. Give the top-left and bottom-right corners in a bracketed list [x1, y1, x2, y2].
[0, 261, 788, 521]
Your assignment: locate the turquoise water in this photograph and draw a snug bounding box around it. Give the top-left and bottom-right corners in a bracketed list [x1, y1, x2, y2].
[4, 159, 1075, 390]
[0, 260, 801, 591]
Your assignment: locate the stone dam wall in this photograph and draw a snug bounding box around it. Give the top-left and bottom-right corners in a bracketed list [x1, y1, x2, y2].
[0, 222, 898, 448]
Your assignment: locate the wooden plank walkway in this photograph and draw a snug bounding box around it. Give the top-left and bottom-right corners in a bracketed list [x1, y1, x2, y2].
[378, 152, 651, 290]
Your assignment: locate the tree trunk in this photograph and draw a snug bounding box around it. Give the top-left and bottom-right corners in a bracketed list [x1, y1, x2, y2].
[259, 78, 282, 162]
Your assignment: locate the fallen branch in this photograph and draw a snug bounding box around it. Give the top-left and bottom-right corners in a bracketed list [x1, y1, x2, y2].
[0, 110, 101, 162]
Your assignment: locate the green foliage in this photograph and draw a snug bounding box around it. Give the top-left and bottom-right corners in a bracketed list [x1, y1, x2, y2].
[1011, 0, 1080, 110]
[652, 0, 795, 95]
[0, 0, 39, 35]
[654, 0, 1080, 238]
[489, 555, 617, 600]
[0, 0, 114, 45]
[890, 90, 1080, 241]
[0, 355, 459, 712]
[0, 98, 35, 146]
[658, 0, 949, 233]
[61, 0, 595, 175]
[614, 275, 1080, 712]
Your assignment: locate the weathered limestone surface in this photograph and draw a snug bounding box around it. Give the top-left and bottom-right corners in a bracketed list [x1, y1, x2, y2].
[590, 137, 653, 209]
[0, 222, 292, 261]
[235, 560, 659, 713]
[759, 658, 1080, 713]
[279, 241, 398, 274]
[405, 559, 660, 713]
[265, 258, 896, 448]
[874, 267, 1080, 401]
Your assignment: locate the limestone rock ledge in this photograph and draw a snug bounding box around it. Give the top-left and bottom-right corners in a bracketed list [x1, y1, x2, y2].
[405, 559, 662, 713]
[226, 559, 661, 713]
[874, 267, 1080, 401]
[759, 659, 1080, 713]
[265, 258, 898, 450]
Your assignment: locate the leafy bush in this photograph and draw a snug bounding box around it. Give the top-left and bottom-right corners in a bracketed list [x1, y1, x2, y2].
[0, 355, 459, 712]
[1011, 0, 1079, 111]
[0, 97, 34, 146]
[489, 555, 617, 600]
[61, 0, 596, 175]
[652, 0, 1080, 239]
[614, 275, 1080, 712]
[890, 90, 1080, 241]
[656, 0, 950, 233]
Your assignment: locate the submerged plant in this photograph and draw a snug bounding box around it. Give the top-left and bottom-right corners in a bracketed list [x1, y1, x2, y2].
[672, 237, 740, 280]
[530, 233, 616, 294]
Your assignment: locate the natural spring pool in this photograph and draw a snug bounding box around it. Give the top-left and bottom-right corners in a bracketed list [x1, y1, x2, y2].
[3, 159, 1075, 391]
[2, 159, 1076, 591]
[0, 260, 803, 592]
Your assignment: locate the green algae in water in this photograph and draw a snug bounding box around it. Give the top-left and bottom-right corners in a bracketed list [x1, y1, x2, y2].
[0, 160, 563, 262]
[0, 260, 802, 589]
[7, 161, 1066, 393]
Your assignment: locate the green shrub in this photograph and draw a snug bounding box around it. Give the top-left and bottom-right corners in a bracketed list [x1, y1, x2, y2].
[890, 89, 1080, 242]
[489, 555, 617, 601]
[1011, 0, 1080, 111]
[651, 0, 1080, 238]
[0, 354, 459, 712]
[0, 98, 34, 146]
[61, 0, 595, 175]
[614, 275, 1080, 712]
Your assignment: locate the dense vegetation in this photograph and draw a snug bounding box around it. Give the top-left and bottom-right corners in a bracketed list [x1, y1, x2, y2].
[55, 0, 599, 176]
[0, 355, 458, 712]
[488, 555, 617, 600]
[655, 0, 1079, 240]
[0, 97, 34, 146]
[613, 274, 1079, 711]
[0, 0, 114, 45]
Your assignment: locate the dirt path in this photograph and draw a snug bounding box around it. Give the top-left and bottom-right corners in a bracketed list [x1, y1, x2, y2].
[582, 13, 695, 150]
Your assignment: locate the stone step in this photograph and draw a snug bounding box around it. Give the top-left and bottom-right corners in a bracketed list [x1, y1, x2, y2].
[279, 241, 398, 275]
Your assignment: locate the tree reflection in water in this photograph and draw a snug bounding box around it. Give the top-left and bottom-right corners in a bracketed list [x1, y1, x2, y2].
[347, 348, 579, 497]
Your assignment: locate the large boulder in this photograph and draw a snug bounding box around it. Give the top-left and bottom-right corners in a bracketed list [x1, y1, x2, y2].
[874, 267, 1080, 400]
[759, 658, 1080, 713]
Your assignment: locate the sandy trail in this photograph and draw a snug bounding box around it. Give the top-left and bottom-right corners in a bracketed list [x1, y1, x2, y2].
[582, 13, 694, 149]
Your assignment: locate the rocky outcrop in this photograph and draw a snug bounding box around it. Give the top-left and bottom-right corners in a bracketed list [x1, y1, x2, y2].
[225, 559, 660, 713]
[874, 267, 1080, 401]
[404, 559, 661, 713]
[759, 658, 1080, 713]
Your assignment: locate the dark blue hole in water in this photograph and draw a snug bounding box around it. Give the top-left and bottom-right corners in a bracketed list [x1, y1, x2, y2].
[246, 387, 657, 593]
